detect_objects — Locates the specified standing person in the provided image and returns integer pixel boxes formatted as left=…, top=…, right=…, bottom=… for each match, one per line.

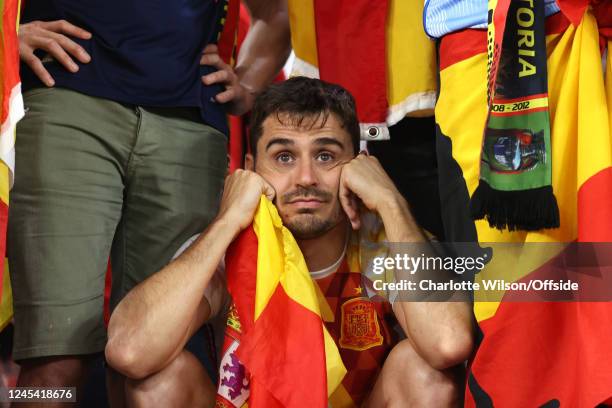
left=8, top=0, right=290, bottom=403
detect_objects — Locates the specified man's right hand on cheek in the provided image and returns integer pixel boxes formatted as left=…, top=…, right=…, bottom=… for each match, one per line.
left=216, top=169, right=276, bottom=235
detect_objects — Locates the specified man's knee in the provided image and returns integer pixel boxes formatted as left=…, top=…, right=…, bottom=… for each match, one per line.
left=373, top=339, right=463, bottom=407
left=125, top=350, right=216, bottom=408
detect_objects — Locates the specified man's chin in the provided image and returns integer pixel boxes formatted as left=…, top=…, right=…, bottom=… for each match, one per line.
left=283, top=213, right=335, bottom=240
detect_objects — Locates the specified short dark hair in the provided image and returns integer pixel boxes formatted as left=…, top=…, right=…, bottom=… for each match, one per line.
left=249, top=77, right=360, bottom=156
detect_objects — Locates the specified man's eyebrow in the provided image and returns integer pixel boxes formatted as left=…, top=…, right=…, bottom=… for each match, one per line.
left=314, top=137, right=344, bottom=149
left=265, top=137, right=295, bottom=151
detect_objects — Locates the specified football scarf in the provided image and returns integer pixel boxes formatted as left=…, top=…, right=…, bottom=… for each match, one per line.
left=470, top=0, right=560, bottom=231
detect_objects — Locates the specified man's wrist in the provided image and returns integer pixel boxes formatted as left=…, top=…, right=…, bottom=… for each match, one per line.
left=376, top=189, right=408, bottom=217
left=211, top=213, right=243, bottom=243
left=377, top=191, right=424, bottom=242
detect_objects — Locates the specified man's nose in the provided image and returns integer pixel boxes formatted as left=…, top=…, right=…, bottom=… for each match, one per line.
left=295, top=158, right=318, bottom=187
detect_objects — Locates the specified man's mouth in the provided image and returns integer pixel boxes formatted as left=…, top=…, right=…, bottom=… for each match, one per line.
left=281, top=186, right=333, bottom=209
left=288, top=198, right=325, bottom=209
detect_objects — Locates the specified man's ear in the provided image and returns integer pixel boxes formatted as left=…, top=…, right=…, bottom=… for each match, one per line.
left=245, top=153, right=255, bottom=171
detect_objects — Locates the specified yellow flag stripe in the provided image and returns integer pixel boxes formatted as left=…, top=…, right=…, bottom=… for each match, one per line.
left=386, top=0, right=437, bottom=111
left=252, top=197, right=285, bottom=319
left=288, top=0, right=318, bottom=68
left=0, top=259, right=12, bottom=331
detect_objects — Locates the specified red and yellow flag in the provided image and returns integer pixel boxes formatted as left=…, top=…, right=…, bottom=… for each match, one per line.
left=288, top=0, right=437, bottom=140
left=0, top=0, right=23, bottom=331
left=436, top=8, right=612, bottom=406
left=216, top=196, right=345, bottom=408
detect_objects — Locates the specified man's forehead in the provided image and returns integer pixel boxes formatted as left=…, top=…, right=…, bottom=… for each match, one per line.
left=260, top=112, right=348, bottom=143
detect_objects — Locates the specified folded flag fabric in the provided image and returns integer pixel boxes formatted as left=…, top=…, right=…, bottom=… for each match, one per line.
left=0, top=0, right=23, bottom=330
left=216, top=196, right=346, bottom=408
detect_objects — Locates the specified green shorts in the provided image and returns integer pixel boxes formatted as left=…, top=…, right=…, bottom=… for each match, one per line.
left=8, top=87, right=228, bottom=361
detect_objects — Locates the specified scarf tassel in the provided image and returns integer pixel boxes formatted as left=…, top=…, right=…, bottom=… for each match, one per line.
left=470, top=181, right=560, bottom=231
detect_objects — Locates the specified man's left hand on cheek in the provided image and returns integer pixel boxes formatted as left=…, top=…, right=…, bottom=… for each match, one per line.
left=339, top=153, right=404, bottom=230
left=200, top=43, right=254, bottom=116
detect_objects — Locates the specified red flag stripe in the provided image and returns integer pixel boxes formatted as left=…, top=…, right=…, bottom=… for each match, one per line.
left=438, top=30, right=487, bottom=71
left=217, top=0, right=240, bottom=65
left=557, top=0, right=589, bottom=27
left=439, top=13, right=571, bottom=73
left=238, top=285, right=327, bottom=408
left=472, top=302, right=612, bottom=406
left=313, top=0, right=389, bottom=125
left=225, top=225, right=258, bottom=335
left=1, top=0, right=20, bottom=124
left=578, top=167, right=612, bottom=242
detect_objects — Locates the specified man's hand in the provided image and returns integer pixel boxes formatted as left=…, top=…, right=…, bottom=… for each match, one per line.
left=217, top=169, right=276, bottom=234
left=203, top=0, right=291, bottom=116
left=19, top=20, right=92, bottom=87
left=201, top=44, right=254, bottom=116
left=339, top=153, right=405, bottom=230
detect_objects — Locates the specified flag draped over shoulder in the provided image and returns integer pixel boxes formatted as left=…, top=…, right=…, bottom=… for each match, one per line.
left=435, top=5, right=612, bottom=406
left=216, top=196, right=346, bottom=408
left=0, top=0, right=23, bottom=331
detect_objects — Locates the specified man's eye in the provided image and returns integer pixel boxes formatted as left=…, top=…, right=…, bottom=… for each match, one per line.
left=276, top=153, right=294, bottom=163
left=317, top=152, right=334, bottom=162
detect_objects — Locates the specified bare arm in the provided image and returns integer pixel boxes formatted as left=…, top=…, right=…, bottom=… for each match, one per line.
left=339, top=154, right=474, bottom=370
left=105, top=219, right=234, bottom=379
left=379, top=196, right=474, bottom=370
left=235, top=0, right=291, bottom=106
left=105, top=170, right=275, bottom=379
left=201, top=0, right=291, bottom=115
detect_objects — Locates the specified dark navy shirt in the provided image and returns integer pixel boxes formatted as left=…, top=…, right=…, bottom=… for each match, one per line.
left=21, top=0, right=229, bottom=134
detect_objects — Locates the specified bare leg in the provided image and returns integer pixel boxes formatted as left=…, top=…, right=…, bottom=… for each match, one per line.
left=106, top=366, right=127, bottom=408
left=13, top=355, right=96, bottom=408
left=123, top=350, right=216, bottom=408
left=365, top=339, right=464, bottom=408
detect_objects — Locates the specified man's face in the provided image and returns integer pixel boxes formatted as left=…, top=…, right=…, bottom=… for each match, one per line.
left=247, top=113, right=355, bottom=239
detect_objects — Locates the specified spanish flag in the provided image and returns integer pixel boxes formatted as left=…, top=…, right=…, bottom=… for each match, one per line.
left=287, top=0, right=437, bottom=140
left=0, top=0, right=23, bottom=331
left=435, top=7, right=612, bottom=406
left=216, top=196, right=346, bottom=408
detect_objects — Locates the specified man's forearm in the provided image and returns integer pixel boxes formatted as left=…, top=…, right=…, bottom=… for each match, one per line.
left=106, top=217, right=239, bottom=379
left=236, top=0, right=291, bottom=100
left=378, top=193, right=474, bottom=370
left=377, top=193, right=426, bottom=243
